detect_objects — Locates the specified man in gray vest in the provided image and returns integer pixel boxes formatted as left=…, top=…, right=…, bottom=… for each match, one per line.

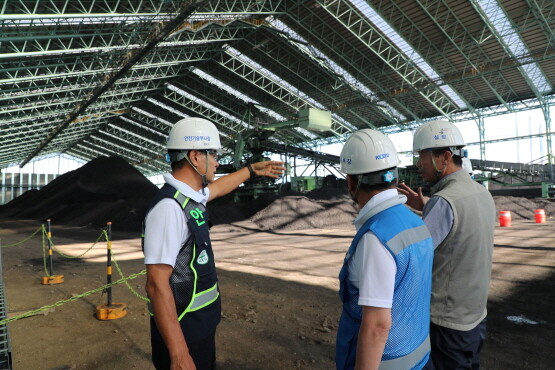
left=398, top=120, right=496, bottom=369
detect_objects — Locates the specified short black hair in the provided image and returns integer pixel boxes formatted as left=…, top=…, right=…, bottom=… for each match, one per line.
left=349, top=167, right=399, bottom=193
left=431, top=148, right=463, bottom=167
left=358, top=179, right=398, bottom=193
left=168, top=150, right=189, bottom=171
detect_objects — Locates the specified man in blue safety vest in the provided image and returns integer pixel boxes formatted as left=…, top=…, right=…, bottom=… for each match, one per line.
left=143, top=117, right=284, bottom=370
left=336, top=129, right=434, bottom=370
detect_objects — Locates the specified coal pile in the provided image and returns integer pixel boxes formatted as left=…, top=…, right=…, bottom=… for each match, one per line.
left=0, top=156, right=158, bottom=233
left=493, top=196, right=555, bottom=220
left=5, top=157, right=552, bottom=234
left=250, top=187, right=357, bottom=231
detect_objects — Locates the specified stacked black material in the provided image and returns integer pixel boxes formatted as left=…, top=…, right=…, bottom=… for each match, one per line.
left=0, top=156, right=158, bottom=233
left=3, top=156, right=553, bottom=233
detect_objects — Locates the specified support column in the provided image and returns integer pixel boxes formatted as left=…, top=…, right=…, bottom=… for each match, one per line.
left=1, top=172, right=5, bottom=205
left=542, top=103, right=553, bottom=164
left=475, top=115, right=486, bottom=161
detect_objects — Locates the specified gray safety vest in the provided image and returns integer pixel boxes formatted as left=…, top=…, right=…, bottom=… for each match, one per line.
left=430, top=170, right=496, bottom=331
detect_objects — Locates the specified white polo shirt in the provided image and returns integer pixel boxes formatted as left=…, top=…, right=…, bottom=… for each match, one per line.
left=143, top=173, right=209, bottom=267
left=348, top=189, right=399, bottom=309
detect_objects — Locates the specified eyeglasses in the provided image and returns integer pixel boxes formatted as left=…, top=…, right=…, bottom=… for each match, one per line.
left=203, top=149, right=219, bottom=160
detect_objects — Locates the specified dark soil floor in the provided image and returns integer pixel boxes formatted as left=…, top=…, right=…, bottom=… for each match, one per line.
left=0, top=219, right=553, bottom=369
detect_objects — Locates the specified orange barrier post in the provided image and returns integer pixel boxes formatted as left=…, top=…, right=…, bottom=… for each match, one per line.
left=534, top=209, right=546, bottom=224
left=41, top=219, right=64, bottom=285
left=499, top=211, right=511, bottom=227
left=95, top=222, right=127, bottom=320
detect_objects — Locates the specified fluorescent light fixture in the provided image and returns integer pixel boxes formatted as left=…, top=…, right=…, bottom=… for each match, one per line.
left=167, top=83, right=247, bottom=131
left=192, top=67, right=287, bottom=122
left=131, top=106, right=174, bottom=127
left=147, top=97, right=189, bottom=118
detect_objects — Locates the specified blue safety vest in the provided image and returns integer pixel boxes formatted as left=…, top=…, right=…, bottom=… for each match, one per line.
left=143, top=184, right=221, bottom=343
left=336, top=203, right=433, bottom=370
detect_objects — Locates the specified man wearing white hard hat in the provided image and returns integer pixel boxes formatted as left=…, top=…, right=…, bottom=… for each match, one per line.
left=398, top=120, right=496, bottom=369
left=143, top=117, right=285, bottom=370
left=336, top=129, right=434, bottom=370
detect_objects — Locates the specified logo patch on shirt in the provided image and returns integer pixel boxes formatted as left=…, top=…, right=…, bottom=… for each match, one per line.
left=197, top=250, right=209, bottom=265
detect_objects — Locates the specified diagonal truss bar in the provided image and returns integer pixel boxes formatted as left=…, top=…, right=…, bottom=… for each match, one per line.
left=19, top=0, right=205, bottom=167
left=318, top=0, right=458, bottom=117
left=284, top=4, right=422, bottom=122
left=218, top=48, right=353, bottom=140
left=471, top=0, right=552, bottom=100
left=408, top=0, right=515, bottom=108
left=267, top=17, right=405, bottom=125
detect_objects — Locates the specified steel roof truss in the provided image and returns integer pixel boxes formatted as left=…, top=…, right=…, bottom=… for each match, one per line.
left=320, top=0, right=458, bottom=117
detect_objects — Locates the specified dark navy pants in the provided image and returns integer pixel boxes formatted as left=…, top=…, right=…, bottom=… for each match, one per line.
left=424, top=319, right=487, bottom=370
left=151, top=318, right=216, bottom=370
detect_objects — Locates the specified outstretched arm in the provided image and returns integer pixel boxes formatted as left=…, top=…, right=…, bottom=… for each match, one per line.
left=397, top=183, right=428, bottom=212
left=207, top=161, right=285, bottom=201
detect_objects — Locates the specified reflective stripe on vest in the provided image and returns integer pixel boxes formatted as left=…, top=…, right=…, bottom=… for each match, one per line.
left=178, top=282, right=219, bottom=320
left=379, top=334, right=430, bottom=370
left=386, top=224, right=431, bottom=255
left=173, top=189, right=190, bottom=209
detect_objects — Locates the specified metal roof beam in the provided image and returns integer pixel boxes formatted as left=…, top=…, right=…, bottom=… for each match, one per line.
left=1, top=0, right=171, bottom=17
left=408, top=0, right=514, bottom=109
left=524, top=0, right=555, bottom=47
left=266, top=17, right=405, bottom=126
left=103, top=123, right=165, bottom=151
left=0, top=47, right=214, bottom=88
left=72, top=142, right=161, bottom=173
left=227, top=46, right=357, bottom=134
left=318, top=0, right=457, bottom=117
left=1, top=93, right=146, bottom=126
left=19, top=0, right=204, bottom=167
left=95, top=130, right=161, bottom=156
left=471, top=0, right=552, bottom=99
left=117, top=115, right=169, bottom=139
left=188, top=66, right=322, bottom=144
left=240, top=35, right=375, bottom=132
left=163, top=85, right=246, bottom=137
left=130, top=107, right=174, bottom=131
left=284, top=4, right=423, bottom=122
left=2, top=82, right=160, bottom=117
left=218, top=48, right=351, bottom=141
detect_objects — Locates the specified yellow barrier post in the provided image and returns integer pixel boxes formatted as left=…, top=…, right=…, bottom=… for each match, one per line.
left=41, top=219, right=64, bottom=285
left=95, top=222, right=127, bottom=320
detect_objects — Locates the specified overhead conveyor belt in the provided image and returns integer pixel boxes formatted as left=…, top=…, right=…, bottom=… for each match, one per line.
left=470, top=159, right=554, bottom=178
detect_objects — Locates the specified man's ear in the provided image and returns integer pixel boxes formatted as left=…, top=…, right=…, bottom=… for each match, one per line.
left=188, top=150, right=200, bottom=167
left=443, top=150, right=453, bottom=163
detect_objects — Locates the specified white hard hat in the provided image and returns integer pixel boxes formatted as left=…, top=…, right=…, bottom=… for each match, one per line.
left=413, top=120, right=465, bottom=153
left=166, top=117, right=222, bottom=151
left=340, top=129, right=400, bottom=175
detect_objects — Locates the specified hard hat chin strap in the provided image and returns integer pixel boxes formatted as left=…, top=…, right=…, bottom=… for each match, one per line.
left=182, top=151, right=210, bottom=195
left=350, top=175, right=363, bottom=202
left=430, top=150, right=446, bottom=184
